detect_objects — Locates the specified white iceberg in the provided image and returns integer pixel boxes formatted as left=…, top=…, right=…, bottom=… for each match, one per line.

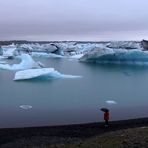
left=14, top=68, right=82, bottom=81
left=68, top=53, right=84, bottom=59
left=0, top=54, right=39, bottom=70
left=106, top=100, right=117, bottom=105
left=1, top=43, right=17, bottom=58
left=19, top=105, right=32, bottom=110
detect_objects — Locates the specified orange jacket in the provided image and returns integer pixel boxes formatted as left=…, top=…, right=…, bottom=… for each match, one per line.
left=104, top=112, right=109, bottom=120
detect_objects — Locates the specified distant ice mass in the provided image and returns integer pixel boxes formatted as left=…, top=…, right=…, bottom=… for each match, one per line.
left=106, top=41, right=140, bottom=49
left=0, top=54, right=39, bottom=70
left=14, top=68, right=82, bottom=81
left=1, top=41, right=147, bottom=66
left=19, top=105, right=32, bottom=110
left=106, top=100, right=117, bottom=105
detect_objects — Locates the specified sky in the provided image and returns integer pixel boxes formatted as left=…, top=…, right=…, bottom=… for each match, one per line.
left=0, top=0, right=148, bottom=41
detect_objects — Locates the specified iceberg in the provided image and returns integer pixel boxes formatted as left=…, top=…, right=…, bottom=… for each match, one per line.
left=80, top=47, right=148, bottom=65
left=0, top=56, right=7, bottom=64
left=1, top=43, right=17, bottom=58
left=31, top=52, right=63, bottom=58
left=0, top=54, right=39, bottom=70
left=19, top=105, right=32, bottom=110
left=106, top=100, right=117, bottom=105
left=14, top=68, right=82, bottom=81
left=68, top=53, right=84, bottom=59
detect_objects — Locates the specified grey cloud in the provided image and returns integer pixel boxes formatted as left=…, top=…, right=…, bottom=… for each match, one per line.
left=0, top=0, right=148, bottom=40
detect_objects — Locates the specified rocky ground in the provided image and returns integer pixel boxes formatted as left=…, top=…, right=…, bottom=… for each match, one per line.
left=0, top=118, right=148, bottom=147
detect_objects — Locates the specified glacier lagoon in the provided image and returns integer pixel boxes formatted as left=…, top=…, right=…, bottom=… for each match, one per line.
left=0, top=57, right=148, bottom=128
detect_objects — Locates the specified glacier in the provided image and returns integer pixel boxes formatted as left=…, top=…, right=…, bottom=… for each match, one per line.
left=0, top=54, right=39, bottom=70
left=14, top=68, right=82, bottom=81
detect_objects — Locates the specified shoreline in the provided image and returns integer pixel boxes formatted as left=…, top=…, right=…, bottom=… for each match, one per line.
left=0, top=117, right=148, bottom=146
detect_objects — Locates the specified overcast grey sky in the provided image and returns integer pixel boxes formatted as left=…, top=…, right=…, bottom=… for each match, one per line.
left=0, top=0, right=148, bottom=41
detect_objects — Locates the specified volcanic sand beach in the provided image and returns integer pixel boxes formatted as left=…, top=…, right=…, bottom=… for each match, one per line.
left=0, top=117, right=148, bottom=147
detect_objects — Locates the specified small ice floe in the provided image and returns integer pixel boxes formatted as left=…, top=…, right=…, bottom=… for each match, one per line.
left=106, top=100, right=117, bottom=105
left=19, top=105, right=32, bottom=110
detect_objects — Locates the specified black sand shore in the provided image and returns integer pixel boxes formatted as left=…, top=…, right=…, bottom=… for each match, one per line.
left=0, top=117, right=148, bottom=147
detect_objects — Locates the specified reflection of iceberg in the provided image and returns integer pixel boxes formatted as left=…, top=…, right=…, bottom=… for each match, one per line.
left=14, top=68, right=82, bottom=81
left=80, top=48, right=148, bottom=65
left=0, top=54, right=38, bottom=70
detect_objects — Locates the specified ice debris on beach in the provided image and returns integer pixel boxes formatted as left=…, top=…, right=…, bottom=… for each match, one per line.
left=106, top=100, right=117, bottom=105
left=19, top=105, right=32, bottom=110
left=0, top=54, right=39, bottom=70
left=14, top=68, right=82, bottom=81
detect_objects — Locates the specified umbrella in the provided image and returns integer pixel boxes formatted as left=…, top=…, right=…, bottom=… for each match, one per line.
left=100, top=107, right=109, bottom=112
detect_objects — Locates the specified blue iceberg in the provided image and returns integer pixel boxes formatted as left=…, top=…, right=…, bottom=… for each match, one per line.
left=80, top=48, right=148, bottom=65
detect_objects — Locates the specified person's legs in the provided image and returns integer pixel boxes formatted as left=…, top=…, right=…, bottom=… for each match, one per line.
left=105, top=119, right=109, bottom=126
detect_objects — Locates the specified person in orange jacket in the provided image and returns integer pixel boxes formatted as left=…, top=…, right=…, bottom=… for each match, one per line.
left=104, top=111, right=109, bottom=126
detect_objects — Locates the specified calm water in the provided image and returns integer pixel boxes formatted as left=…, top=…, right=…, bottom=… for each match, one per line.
left=0, top=58, right=148, bottom=128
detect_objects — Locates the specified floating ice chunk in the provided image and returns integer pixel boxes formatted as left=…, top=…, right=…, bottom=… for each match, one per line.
left=47, top=70, right=82, bottom=79
left=2, top=43, right=17, bottom=58
left=31, top=52, right=63, bottom=58
left=14, top=68, right=82, bottom=81
left=19, top=105, right=32, bottom=110
left=0, top=54, right=39, bottom=70
left=68, top=53, right=84, bottom=59
left=80, top=48, right=148, bottom=65
left=14, top=68, right=54, bottom=80
left=106, top=100, right=117, bottom=105
left=0, top=61, right=7, bottom=64
left=37, top=61, right=45, bottom=68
